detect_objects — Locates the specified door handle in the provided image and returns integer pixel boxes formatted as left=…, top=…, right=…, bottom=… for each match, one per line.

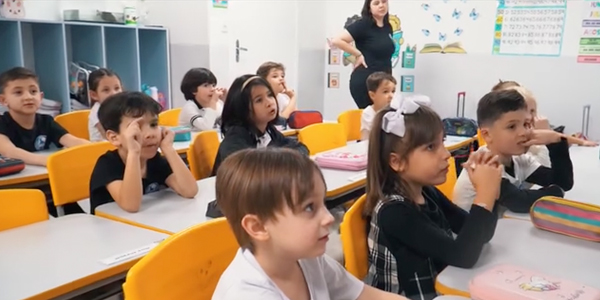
left=235, top=39, right=248, bottom=62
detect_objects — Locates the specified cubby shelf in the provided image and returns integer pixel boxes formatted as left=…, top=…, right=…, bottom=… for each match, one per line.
left=0, top=19, right=171, bottom=113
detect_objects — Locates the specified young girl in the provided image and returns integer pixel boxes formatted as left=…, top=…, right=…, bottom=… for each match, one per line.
left=178, top=68, right=227, bottom=131
left=364, top=97, right=503, bottom=300
left=213, top=147, right=407, bottom=300
left=88, top=68, right=122, bottom=142
left=211, top=74, right=308, bottom=175
left=256, top=61, right=297, bottom=119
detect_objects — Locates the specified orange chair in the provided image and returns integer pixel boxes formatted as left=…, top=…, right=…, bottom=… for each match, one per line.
left=298, top=123, right=347, bottom=155
left=436, top=157, right=458, bottom=201
left=123, top=218, right=238, bottom=300
left=47, top=141, right=115, bottom=214
left=340, top=195, right=368, bottom=279
left=477, top=129, right=486, bottom=147
left=187, top=130, right=220, bottom=180
left=159, top=108, right=182, bottom=126
left=54, top=110, right=91, bottom=140
left=337, top=109, right=363, bottom=141
left=0, top=189, right=48, bottom=231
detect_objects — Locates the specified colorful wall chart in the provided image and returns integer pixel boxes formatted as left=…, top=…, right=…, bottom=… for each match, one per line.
left=577, top=0, right=600, bottom=63
left=492, top=0, right=566, bottom=56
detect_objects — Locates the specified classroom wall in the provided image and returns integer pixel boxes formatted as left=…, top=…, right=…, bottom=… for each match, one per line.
left=323, top=0, right=600, bottom=139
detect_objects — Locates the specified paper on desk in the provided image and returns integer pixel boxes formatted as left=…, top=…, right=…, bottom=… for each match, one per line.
left=348, top=171, right=366, bottom=182
left=100, top=239, right=164, bottom=266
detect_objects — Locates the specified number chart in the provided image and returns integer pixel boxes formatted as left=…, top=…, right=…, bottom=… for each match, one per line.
left=492, top=0, right=566, bottom=56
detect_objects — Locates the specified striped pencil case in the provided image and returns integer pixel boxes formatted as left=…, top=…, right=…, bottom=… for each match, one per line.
left=530, top=196, right=600, bottom=242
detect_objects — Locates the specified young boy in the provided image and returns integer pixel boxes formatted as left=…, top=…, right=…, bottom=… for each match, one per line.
left=453, top=89, right=574, bottom=213
left=0, top=67, right=89, bottom=166
left=213, top=148, right=406, bottom=300
left=256, top=62, right=297, bottom=119
left=178, top=67, right=227, bottom=131
left=361, top=72, right=397, bottom=140
left=89, top=91, right=198, bottom=214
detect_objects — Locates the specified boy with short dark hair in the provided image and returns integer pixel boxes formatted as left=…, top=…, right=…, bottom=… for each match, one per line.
left=453, top=89, right=573, bottom=213
left=0, top=67, right=89, bottom=166
left=256, top=61, right=297, bottom=119
left=89, top=91, right=198, bottom=214
left=212, top=147, right=406, bottom=300
left=361, top=71, right=397, bottom=140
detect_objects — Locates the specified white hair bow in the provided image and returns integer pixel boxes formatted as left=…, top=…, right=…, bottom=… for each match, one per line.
left=382, top=94, right=431, bottom=137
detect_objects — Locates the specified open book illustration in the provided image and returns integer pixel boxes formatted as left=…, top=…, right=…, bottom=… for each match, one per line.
left=419, top=42, right=466, bottom=54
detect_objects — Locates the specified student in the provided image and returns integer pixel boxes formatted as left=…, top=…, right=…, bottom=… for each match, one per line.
left=361, top=71, right=396, bottom=140
left=363, top=96, right=501, bottom=300
left=211, top=74, right=308, bottom=175
left=490, top=79, right=520, bottom=92
left=213, top=147, right=408, bottom=300
left=178, top=68, right=227, bottom=131
left=88, top=68, right=123, bottom=142
left=256, top=62, right=297, bottom=119
left=453, top=89, right=574, bottom=213
left=0, top=67, right=89, bottom=166
left=89, top=91, right=198, bottom=214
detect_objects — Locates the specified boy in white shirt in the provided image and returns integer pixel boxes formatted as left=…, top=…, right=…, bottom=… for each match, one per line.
left=213, top=148, right=407, bottom=300
left=178, top=68, right=227, bottom=131
left=257, top=62, right=297, bottom=119
left=361, top=72, right=396, bottom=140
left=453, top=89, right=573, bottom=213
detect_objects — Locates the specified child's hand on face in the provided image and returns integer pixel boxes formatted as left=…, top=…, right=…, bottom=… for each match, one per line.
left=282, top=83, right=295, bottom=98
left=524, top=129, right=562, bottom=146
left=125, top=118, right=143, bottom=154
left=217, top=87, right=228, bottom=101
left=159, top=127, right=174, bottom=150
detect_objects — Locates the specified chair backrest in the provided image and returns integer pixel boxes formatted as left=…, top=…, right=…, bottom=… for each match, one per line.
left=298, top=123, right=347, bottom=155
left=436, top=156, right=458, bottom=200
left=340, top=194, right=368, bottom=279
left=54, top=110, right=91, bottom=140
left=0, top=189, right=48, bottom=231
left=123, top=218, right=239, bottom=300
left=187, top=130, right=220, bottom=180
left=337, top=109, right=363, bottom=141
left=477, top=129, right=486, bottom=147
left=47, top=141, right=115, bottom=206
left=159, top=108, right=182, bottom=126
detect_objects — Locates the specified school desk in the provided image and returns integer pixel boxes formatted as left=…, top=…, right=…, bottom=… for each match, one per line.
left=435, top=219, right=600, bottom=297
left=434, top=296, right=470, bottom=300
left=0, top=149, right=55, bottom=188
left=445, top=135, right=476, bottom=152
left=0, top=214, right=167, bottom=300
left=504, top=146, right=600, bottom=220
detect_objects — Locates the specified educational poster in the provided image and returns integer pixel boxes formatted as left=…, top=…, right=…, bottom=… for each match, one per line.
left=212, top=0, right=228, bottom=9
left=577, top=0, right=600, bottom=63
left=341, top=14, right=404, bottom=68
left=402, top=45, right=417, bottom=68
left=417, top=0, right=481, bottom=54
left=400, top=75, right=415, bottom=92
left=328, top=72, right=340, bottom=89
left=492, top=0, right=566, bottom=56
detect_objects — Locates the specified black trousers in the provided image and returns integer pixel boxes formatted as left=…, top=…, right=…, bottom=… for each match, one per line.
left=349, top=67, right=391, bottom=109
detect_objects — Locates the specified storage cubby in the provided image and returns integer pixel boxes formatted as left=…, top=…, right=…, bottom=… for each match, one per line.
left=0, top=19, right=171, bottom=112
left=65, top=24, right=105, bottom=67
left=138, top=28, right=170, bottom=106
left=0, top=20, right=23, bottom=72
left=20, top=21, right=69, bottom=113
left=104, top=26, right=140, bottom=92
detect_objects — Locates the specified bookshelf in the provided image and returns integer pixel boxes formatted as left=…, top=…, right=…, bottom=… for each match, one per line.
left=0, top=19, right=171, bottom=113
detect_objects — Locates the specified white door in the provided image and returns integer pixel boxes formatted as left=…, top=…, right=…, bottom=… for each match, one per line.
left=226, top=0, right=299, bottom=89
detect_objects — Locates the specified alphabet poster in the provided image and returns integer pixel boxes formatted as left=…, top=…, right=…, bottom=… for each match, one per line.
left=577, top=0, right=600, bottom=63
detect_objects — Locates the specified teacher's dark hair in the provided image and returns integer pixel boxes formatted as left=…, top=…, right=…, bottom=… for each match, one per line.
left=361, top=0, right=390, bottom=27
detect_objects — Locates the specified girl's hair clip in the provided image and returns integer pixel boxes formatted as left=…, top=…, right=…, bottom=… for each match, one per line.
left=381, top=95, right=431, bottom=137
left=241, top=76, right=261, bottom=90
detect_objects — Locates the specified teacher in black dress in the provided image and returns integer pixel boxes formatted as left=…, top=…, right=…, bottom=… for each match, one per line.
left=332, top=0, right=394, bottom=109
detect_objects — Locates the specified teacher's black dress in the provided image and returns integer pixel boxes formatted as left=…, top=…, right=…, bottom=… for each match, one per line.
left=346, top=18, right=395, bottom=109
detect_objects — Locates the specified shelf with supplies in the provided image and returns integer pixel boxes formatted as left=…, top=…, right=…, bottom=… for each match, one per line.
left=0, top=19, right=171, bottom=113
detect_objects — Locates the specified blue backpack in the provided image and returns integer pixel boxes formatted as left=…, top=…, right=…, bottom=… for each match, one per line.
left=444, top=91, right=478, bottom=137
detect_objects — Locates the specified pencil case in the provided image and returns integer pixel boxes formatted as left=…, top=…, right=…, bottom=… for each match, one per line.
left=314, top=151, right=367, bottom=171
left=0, top=156, right=25, bottom=177
left=530, top=196, right=600, bottom=242
left=167, top=126, right=192, bottom=142
left=469, top=264, right=600, bottom=300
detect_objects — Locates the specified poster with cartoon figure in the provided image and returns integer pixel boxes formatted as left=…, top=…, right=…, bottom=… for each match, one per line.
left=342, top=14, right=405, bottom=68
left=0, top=0, right=26, bottom=19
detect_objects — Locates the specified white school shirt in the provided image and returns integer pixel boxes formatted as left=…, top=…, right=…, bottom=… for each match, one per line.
left=360, top=105, right=376, bottom=133
left=452, top=145, right=541, bottom=211
left=178, top=100, right=224, bottom=131
left=212, top=248, right=364, bottom=300
left=277, top=93, right=291, bottom=114
left=88, top=102, right=104, bottom=142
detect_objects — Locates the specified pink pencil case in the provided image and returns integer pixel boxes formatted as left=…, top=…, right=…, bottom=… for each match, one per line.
left=314, top=152, right=367, bottom=171
left=469, top=264, right=600, bottom=300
